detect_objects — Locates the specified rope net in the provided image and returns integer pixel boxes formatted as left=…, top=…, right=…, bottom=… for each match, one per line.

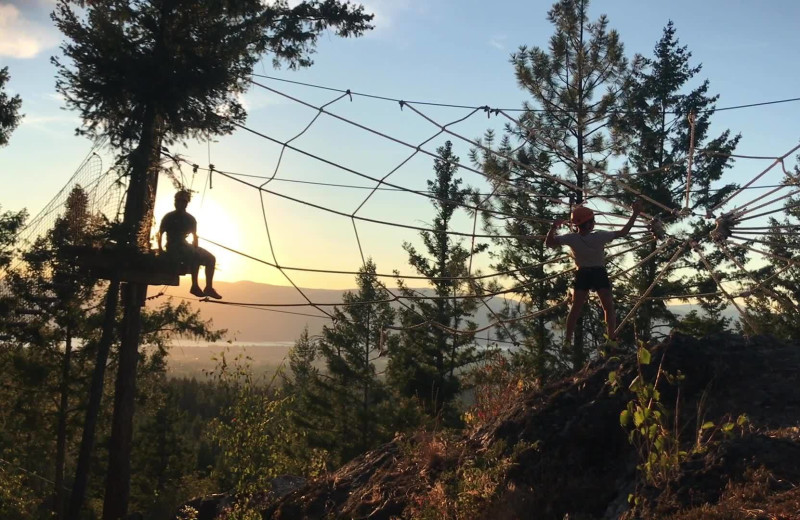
left=5, top=77, right=800, bottom=349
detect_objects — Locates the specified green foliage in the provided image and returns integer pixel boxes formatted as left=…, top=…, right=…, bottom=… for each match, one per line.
left=390, top=141, right=487, bottom=420
left=741, top=190, right=800, bottom=337
left=52, top=0, right=373, bottom=151
left=0, top=462, right=39, bottom=519
left=611, top=21, right=740, bottom=342
left=311, top=259, right=396, bottom=463
left=674, top=308, right=730, bottom=338
left=610, top=342, right=685, bottom=491
left=693, top=414, right=749, bottom=455
left=206, top=351, right=326, bottom=517
left=0, top=66, right=22, bottom=147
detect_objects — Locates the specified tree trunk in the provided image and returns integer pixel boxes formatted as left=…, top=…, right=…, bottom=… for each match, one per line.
left=68, top=280, right=120, bottom=518
left=54, top=326, right=73, bottom=520
left=103, top=106, right=163, bottom=520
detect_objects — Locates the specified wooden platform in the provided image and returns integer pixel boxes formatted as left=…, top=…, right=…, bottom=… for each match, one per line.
left=63, top=245, right=188, bottom=286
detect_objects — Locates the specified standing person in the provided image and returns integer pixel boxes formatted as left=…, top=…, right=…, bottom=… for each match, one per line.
left=545, top=200, right=643, bottom=347
left=157, top=190, right=222, bottom=299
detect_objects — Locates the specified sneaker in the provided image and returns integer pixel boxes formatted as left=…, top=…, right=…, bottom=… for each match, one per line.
left=204, top=287, right=222, bottom=299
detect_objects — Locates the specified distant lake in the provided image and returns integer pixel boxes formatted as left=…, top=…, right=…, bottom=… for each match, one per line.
left=170, top=341, right=295, bottom=349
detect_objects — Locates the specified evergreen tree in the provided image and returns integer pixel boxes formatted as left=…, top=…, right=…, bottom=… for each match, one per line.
left=3, top=186, right=105, bottom=519
left=506, top=0, right=634, bottom=366
left=388, top=141, right=484, bottom=419
left=612, top=22, right=740, bottom=341
left=314, top=260, right=396, bottom=464
left=51, top=2, right=373, bottom=517
left=0, top=66, right=22, bottom=147
left=471, top=125, right=569, bottom=377
left=741, top=166, right=800, bottom=338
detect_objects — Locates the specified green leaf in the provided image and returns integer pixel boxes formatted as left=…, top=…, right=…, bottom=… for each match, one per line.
left=701, top=421, right=715, bottom=430
left=722, top=422, right=735, bottom=432
left=638, top=347, right=652, bottom=366
left=737, top=414, right=749, bottom=426
left=634, top=409, right=645, bottom=427
left=620, top=409, right=631, bottom=427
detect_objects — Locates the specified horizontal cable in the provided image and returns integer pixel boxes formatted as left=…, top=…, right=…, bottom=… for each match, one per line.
left=251, top=73, right=800, bottom=115
left=200, top=235, right=651, bottom=310
left=200, top=235, right=577, bottom=282
left=214, top=168, right=547, bottom=240
left=247, top=81, right=637, bottom=219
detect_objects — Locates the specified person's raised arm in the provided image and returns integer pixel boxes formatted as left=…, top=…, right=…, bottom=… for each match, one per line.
left=614, top=200, right=643, bottom=239
left=545, top=219, right=565, bottom=248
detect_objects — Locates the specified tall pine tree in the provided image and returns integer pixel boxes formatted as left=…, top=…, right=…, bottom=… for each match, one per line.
left=0, top=66, right=22, bottom=147
left=314, top=260, right=395, bottom=465
left=493, top=0, right=634, bottom=366
left=388, top=141, right=484, bottom=420
left=51, top=2, right=373, bottom=516
left=612, top=21, right=740, bottom=341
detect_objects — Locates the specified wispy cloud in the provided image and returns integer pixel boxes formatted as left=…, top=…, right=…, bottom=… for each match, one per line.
left=0, top=3, right=59, bottom=59
left=21, top=114, right=76, bottom=126
left=361, top=0, right=428, bottom=34
left=489, top=35, right=507, bottom=51
left=238, top=90, right=282, bottom=112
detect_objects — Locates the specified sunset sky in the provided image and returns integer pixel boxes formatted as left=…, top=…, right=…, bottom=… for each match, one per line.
left=2, top=0, right=800, bottom=289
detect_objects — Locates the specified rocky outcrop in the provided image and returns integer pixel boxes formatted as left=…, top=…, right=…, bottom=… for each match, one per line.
left=187, top=332, right=800, bottom=519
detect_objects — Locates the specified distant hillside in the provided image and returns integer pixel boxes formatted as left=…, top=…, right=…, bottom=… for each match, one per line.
left=151, top=280, right=741, bottom=344
left=149, top=280, right=511, bottom=343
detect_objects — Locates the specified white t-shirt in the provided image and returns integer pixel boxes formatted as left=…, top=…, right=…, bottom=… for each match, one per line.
left=556, top=230, right=617, bottom=268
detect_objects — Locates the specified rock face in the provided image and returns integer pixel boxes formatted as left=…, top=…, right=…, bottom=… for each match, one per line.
left=196, top=333, right=800, bottom=519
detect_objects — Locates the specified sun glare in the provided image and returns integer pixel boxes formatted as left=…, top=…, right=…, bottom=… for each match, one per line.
left=192, top=197, right=244, bottom=283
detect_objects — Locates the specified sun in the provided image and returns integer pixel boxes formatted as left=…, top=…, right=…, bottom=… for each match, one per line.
left=191, top=197, right=245, bottom=283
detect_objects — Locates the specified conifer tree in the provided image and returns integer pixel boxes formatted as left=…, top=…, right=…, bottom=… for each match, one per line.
left=388, top=141, right=484, bottom=419
left=741, top=163, right=800, bottom=337
left=3, top=187, right=105, bottom=519
left=490, top=0, right=634, bottom=367
left=314, top=260, right=395, bottom=464
left=51, top=2, right=373, bottom=517
left=612, top=22, right=740, bottom=341
left=472, top=128, right=569, bottom=376
left=282, top=328, right=334, bottom=458
left=0, top=66, right=22, bottom=147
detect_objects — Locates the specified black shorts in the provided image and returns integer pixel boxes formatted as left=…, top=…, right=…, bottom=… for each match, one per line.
left=166, top=244, right=215, bottom=265
left=574, top=266, right=611, bottom=292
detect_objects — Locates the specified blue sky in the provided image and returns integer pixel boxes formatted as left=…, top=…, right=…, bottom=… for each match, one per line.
left=1, top=0, right=799, bottom=288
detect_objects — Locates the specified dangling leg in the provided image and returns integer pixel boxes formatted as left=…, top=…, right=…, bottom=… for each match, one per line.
left=566, top=289, right=590, bottom=345
left=188, top=250, right=204, bottom=297
left=597, top=288, right=616, bottom=340
left=198, top=248, right=221, bottom=299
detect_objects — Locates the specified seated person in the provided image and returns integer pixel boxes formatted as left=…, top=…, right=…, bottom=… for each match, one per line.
left=157, top=190, right=222, bottom=299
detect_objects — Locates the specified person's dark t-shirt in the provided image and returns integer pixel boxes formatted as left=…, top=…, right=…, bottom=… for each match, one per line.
left=159, top=210, right=196, bottom=251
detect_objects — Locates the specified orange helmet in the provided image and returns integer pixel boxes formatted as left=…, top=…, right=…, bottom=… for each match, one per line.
left=570, top=206, right=594, bottom=226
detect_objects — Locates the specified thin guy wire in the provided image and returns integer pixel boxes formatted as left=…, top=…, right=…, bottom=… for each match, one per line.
left=250, top=73, right=800, bottom=115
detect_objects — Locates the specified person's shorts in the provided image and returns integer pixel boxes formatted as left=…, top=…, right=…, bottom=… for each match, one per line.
left=573, top=266, right=611, bottom=292
left=166, top=244, right=215, bottom=265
